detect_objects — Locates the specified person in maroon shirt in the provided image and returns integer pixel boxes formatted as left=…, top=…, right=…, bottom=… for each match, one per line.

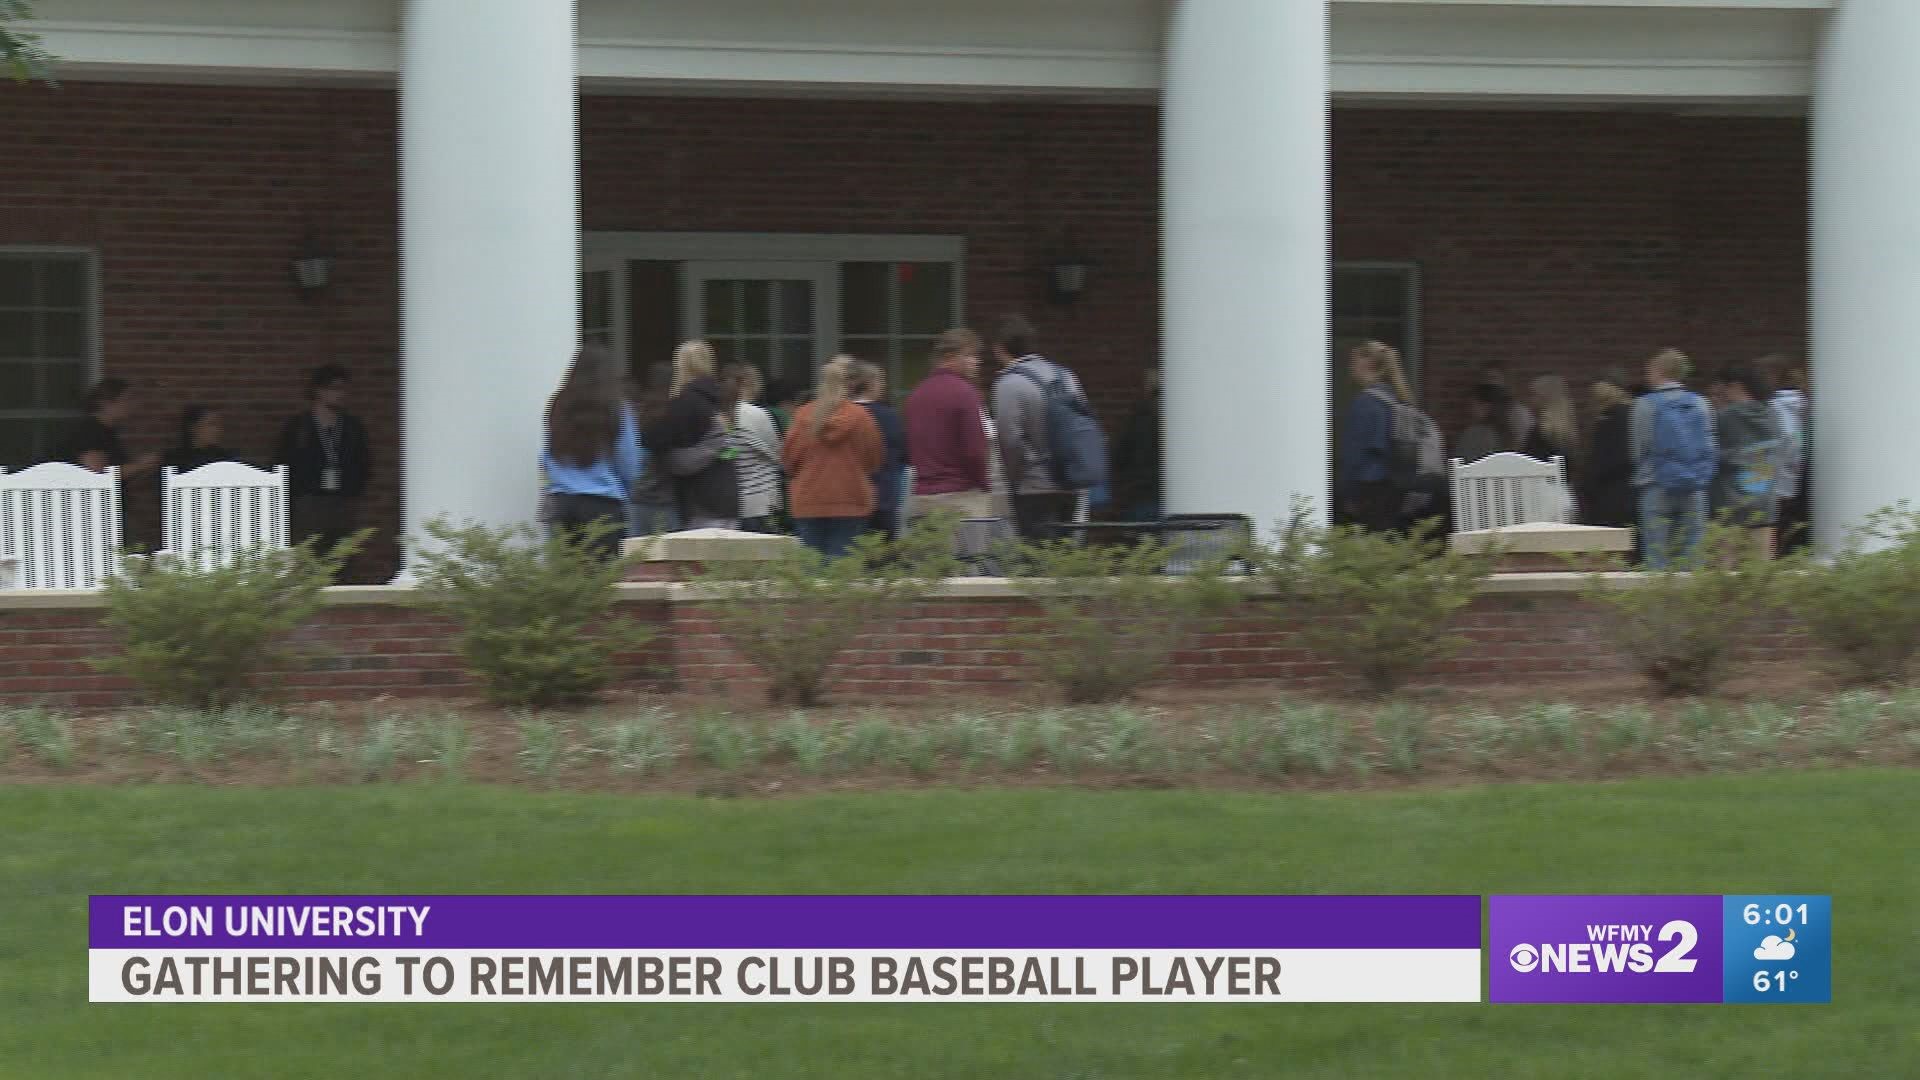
left=904, top=328, right=992, bottom=521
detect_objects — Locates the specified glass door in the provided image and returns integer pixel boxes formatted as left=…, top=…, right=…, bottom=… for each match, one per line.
left=681, top=261, right=838, bottom=388
left=581, top=254, right=629, bottom=357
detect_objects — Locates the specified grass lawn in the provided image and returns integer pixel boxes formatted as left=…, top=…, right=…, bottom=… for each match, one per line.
left=2, top=771, right=1914, bottom=1078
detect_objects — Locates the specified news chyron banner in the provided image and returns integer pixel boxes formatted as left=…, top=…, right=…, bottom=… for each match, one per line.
left=1489, top=894, right=1831, bottom=1004
left=91, top=895, right=1482, bottom=1003
left=88, top=894, right=1831, bottom=1004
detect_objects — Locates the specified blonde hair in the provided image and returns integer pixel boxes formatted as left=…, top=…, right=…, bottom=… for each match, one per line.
left=1354, top=341, right=1414, bottom=404
left=811, top=355, right=855, bottom=438
left=1648, top=348, right=1690, bottom=384
left=720, top=361, right=763, bottom=404
left=670, top=340, right=716, bottom=395
left=850, top=360, right=887, bottom=400
left=931, top=328, right=983, bottom=367
left=1590, top=377, right=1630, bottom=409
left=1531, top=374, right=1580, bottom=454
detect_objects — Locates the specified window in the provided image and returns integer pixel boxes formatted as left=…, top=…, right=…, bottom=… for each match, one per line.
left=839, top=261, right=958, bottom=398
left=684, top=263, right=832, bottom=385
left=1330, top=262, right=1422, bottom=510
left=0, top=250, right=98, bottom=469
left=1332, top=262, right=1422, bottom=403
left=581, top=234, right=965, bottom=402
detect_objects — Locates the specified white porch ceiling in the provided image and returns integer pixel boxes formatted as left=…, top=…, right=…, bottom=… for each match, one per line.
left=18, top=0, right=1826, bottom=106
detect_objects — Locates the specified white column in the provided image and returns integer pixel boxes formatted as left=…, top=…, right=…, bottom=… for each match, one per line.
left=1810, top=0, right=1920, bottom=550
left=399, top=0, right=579, bottom=561
left=1162, top=0, right=1329, bottom=533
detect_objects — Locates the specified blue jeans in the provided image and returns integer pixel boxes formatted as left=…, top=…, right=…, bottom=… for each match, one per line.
left=793, top=517, right=866, bottom=559
left=1639, top=486, right=1707, bottom=570
left=629, top=502, right=681, bottom=537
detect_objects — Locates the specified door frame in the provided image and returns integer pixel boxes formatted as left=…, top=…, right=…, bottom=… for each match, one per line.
left=679, top=259, right=840, bottom=381
left=584, top=232, right=964, bottom=266
left=581, top=232, right=968, bottom=392
left=581, top=251, right=631, bottom=356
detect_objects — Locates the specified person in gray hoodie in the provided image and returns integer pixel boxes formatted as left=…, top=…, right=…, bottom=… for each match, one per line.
left=1710, top=365, right=1784, bottom=561
left=988, top=314, right=1087, bottom=541
left=1759, top=354, right=1810, bottom=554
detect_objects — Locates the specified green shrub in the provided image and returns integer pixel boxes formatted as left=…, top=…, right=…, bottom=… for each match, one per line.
left=425, top=716, right=473, bottom=782
left=841, top=716, right=900, bottom=769
left=595, top=709, right=680, bottom=776
left=9, top=706, right=74, bottom=769
left=1258, top=512, right=1495, bottom=696
left=354, top=716, right=414, bottom=783
left=1595, top=705, right=1656, bottom=761
left=694, top=518, right=957, bottom=706
left=1776, top=506, right=1920, bottom=685
left=1273, top=702, right=1350, bottom=776
left=690, top=711, right=763, bottom=771
left=1734, top=702, right=1799, bottom=762
left=770, top=713, right=834, bottom=773
left=934, top=712, right=1000, bottom=772
left=1005, top=539, right=1237, bottom=704
left=1518, top=703, right=1584, bottom=758
left=1457, top=711, right=1516, bottom=769
left=1585, top=524, right=1784, bottom=696
left=1820, top=691, right=1886, bottom=756
left=1085, top=705, right=1178, bottom=775
left=412, top=519, right=654, bottom=708
left=515, top=714, right=578, bottom=780
left=95, top=537, right=359, bottom=709
left=1670, top=701, right=1737, bottom=770
left=1372, top=702, right=1431, bottom=774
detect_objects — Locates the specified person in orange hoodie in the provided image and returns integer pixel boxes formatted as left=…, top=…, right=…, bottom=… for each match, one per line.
left=782, top=356, right=885, bottom=558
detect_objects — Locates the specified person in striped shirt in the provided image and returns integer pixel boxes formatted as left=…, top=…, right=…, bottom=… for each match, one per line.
left=722, top=362, right=784, bottom=533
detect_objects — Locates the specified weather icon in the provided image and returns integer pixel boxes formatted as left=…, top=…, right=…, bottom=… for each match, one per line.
left=1754, top=930, right=1798, bottom=961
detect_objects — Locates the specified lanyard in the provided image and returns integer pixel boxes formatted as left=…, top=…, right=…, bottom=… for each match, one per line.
left=316, top=417, right=342, bottom=467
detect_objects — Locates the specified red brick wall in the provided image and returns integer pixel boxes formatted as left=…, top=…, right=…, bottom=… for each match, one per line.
left=0, top=592, right=1811, bottom=709
left=1333, top=110, right=1809, bottom=431
left=578, top=96, right=1159, bottom=414
left=0, top=83, right=400, bottom=575
left=0, top=83, right=1808, bottom=571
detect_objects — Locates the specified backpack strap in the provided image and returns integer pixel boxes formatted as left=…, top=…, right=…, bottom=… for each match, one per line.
left=1010, top=365, right=1049, bottom=395
left=1013, top=360, right=1087, bottom=399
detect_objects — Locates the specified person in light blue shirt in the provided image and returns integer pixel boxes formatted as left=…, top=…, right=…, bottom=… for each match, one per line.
left=542, top=345, right=645, bottom=560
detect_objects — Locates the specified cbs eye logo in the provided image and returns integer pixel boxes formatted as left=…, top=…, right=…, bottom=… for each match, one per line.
left=1509, top=944, right=1540, bottom=973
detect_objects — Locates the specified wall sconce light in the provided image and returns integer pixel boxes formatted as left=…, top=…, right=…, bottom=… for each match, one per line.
left=291, top=231, right=334, bottom=292
left=1047, top=257, right=1090, bottom=305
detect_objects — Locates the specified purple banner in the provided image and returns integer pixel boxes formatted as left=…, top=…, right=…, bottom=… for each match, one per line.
left=90, top=895, right=1481, bottom=950
left=1489, top=895, right=1724, bottom=1004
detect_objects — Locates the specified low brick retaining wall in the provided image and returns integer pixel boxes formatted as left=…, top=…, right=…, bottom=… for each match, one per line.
left=0, top=576, right=1813, bottom=709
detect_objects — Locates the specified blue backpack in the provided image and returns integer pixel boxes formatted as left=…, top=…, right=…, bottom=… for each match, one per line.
left=1014, top=364, right=1109, bottom=492
left=1649, top=390, right=1715, bottom=494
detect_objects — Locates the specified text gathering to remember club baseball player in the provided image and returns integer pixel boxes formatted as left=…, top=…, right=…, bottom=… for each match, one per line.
left=88, top=894, right=1829, bottom=1004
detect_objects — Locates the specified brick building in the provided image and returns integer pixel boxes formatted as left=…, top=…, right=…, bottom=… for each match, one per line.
left=2, top=0, right=1905, bottom=580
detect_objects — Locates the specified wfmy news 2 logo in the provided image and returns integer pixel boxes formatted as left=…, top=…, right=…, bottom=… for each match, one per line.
left=1490, top=895, right=1831, bottom=1004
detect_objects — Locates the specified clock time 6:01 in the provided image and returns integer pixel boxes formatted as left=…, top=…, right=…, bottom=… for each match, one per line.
left=1743, top=903, right=1810, bottom=926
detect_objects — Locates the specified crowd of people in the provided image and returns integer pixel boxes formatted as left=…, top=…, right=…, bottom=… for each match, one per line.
left=1341, top=342, right=1810, bottom=567
left=55, top=364, right=375, bottom=564
left=52, top=319, right=1806, bottom=576
left=541, top=314, right=1141, bottom=560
